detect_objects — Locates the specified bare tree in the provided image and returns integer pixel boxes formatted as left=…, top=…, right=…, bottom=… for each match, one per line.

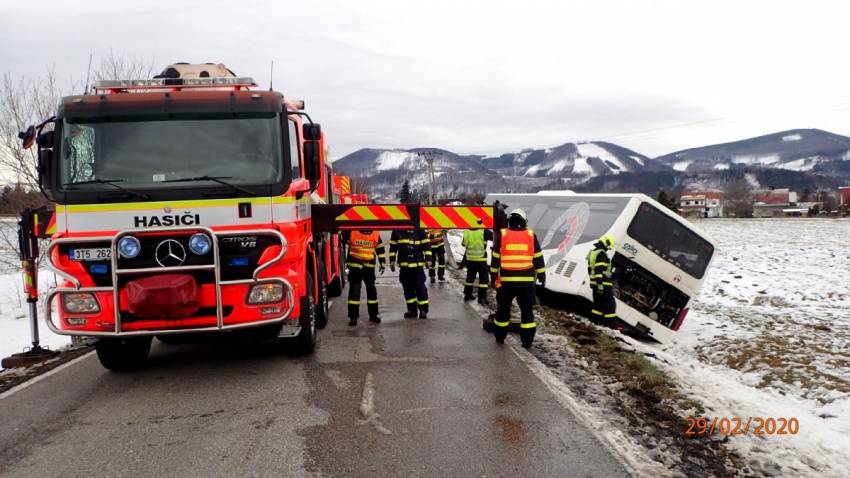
left=91, top=49, right=156, bottom=86
left=724, top=179, right=753, bottom=218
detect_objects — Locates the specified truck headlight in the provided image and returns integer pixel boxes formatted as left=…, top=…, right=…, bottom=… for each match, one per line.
left=62, top=292, right=100, bottom=313
left=188, top=233, right=212, bottom=255
left=247, top=283, right=284, bottom=304
left=118, top=236, right=141, bottom=258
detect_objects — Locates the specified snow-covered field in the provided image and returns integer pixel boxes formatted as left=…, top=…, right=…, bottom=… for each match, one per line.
left=638, top=218, right=850, bottom=475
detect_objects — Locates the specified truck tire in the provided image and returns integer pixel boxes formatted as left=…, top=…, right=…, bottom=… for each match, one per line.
left=316, top=264, right=330, bottom=330
left=95, top=337, right=152, bottom=371
left=282, top=271, right=317, bottom=355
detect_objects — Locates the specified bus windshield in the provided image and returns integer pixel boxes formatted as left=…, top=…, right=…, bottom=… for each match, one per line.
left=627, top=202, right=714, bottom=278
left=60, top=113, right=283, bottom=191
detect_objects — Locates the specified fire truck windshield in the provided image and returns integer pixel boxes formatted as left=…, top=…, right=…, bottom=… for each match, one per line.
left=59, top=112, right=284, bottom=198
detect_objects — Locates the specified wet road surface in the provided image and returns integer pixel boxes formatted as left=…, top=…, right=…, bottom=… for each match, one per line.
left=0, top=276, right=628, bottom=477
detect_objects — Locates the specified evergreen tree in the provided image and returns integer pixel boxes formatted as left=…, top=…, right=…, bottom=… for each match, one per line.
left=655, top=190, right=678, bottom=213
left=399, top=180, right=412, bottom=203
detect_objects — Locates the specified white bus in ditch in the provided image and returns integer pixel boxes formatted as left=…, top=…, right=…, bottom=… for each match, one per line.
left=486, top=191, right=717, bottom=343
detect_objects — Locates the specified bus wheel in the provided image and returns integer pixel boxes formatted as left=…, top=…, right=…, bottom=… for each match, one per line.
left=282, top=271, right=317, bottom=355
left=316, top=267, right=330, bottom=330
left=95, top=337, right=152, bottom=371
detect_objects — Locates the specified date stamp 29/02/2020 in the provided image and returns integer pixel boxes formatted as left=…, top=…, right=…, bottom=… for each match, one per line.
left=685, top=416, right=800, bottom=436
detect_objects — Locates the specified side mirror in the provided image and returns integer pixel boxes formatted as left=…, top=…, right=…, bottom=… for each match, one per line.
left=303, top=141, right=322, bottom=190
left=18, top=125, right=36, bottom=149
left=303, top=123, right=322, bottom=141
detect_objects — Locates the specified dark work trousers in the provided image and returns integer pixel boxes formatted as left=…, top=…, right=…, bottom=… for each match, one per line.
left=428, top=248, right=446, bottom=280
left=399, top=267, right=429, bottom=313
left=463, top=261, right=489, bottom=300
left=348, top=266, right=379, bottom=319
left=591, top=288, right=617, bottom=326
left=493, top=287, right=536, bottom=345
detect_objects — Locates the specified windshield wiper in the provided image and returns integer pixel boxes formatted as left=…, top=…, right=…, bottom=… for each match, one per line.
left=63, top=179, right=150, bottom=200
left=162, top=176, right=254, bottom=195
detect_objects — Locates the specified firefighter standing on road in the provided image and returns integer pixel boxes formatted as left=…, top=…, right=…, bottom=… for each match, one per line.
left=461, top=219, right=493, bottom=304
left=490, top=209, right=545, bottom=348
left=587, top=234, right=617, bottom=326
left=427, top=229, right=446, bottom=283
left=346, top=230, right=386, bottom=326
left=389, top=229, right=431, bottom=319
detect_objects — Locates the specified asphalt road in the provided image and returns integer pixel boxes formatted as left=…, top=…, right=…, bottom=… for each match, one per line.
left=0, top=276, right=628, bottom=478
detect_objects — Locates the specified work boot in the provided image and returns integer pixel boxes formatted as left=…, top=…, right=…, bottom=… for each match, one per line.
left=419, top=311, right=428, bottom=319
left=404, top=311, right=417, bottom=319
left=495, top=335, right=505, bottom=344
left=348, top=317, right=358, bottom=326
left=463, top=295, right=474, bottom=302
left=369, top=315, right=382, bottom=324
left=521, top=341, right=533, bottom=349
left=430, top=276, right=436, bottom=284
left=438, top=275, right=445, bottom=282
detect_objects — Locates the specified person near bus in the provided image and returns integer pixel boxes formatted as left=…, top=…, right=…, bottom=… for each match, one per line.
left=490, top=208, right=545, bottom=347
left=389, top=228, right=431, bottom=319
left=587, top=234, right=617, bottom=326
left=461, top=219, right=493, bottom=304
left=345, top=230, right=386, bottom=326
left=427, top=229, right=446, bottom=283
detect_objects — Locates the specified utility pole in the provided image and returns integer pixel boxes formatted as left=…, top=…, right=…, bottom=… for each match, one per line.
left=417, top=151, right=437, bottom=204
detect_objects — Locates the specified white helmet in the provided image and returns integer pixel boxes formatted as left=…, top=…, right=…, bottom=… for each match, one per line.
left=509, top=208, right=527, bottom=221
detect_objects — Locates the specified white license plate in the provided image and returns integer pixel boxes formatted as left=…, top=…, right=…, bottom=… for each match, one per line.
left=70, top=247, right=112, bottom=261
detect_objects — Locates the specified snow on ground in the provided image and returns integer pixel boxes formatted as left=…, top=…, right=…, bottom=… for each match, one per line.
left=0, top=271, right=70, bottom=367
left=744, top=173, right=760, bottom=188
left=630, top=155, right=645, bottom=166
left=624, top=219, right=850, bottom=476
left=733, top=154, right=781, bottom=166
left=576, top=143, right=625, bottom=174
left=713, top=163, right=730, bottom=170
left=777, top=156, right=820, bottom=172
left=374, top=150, right=413, bottom=171
left=572, top=156, right=593, bottom=175
left=547, top=158, right=571, bottom=174
left=672, top=160, right=692, bottom=172
left=782, top=133, right=803, bottom=142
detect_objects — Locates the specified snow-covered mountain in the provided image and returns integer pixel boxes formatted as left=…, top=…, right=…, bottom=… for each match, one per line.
left=655, top=129, right=850, bottom=174
left=480, top=141, right=663, bottom=178
left=333, top=141, right=665, bottom=199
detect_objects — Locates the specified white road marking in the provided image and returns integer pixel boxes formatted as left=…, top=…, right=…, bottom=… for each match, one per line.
left=0, top=350, right=95, bottom=401
left=358, top=372, right=392, bottom=435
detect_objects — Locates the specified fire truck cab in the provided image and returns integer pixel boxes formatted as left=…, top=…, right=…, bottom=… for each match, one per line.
left=33, top=63, right=341, bottom=369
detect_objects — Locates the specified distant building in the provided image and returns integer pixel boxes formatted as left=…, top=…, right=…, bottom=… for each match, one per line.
left=751, top=188, right=795, bottom=217
left=680, top=191, right=724, bottom=218
left=840, top=187, right=850, bottom=206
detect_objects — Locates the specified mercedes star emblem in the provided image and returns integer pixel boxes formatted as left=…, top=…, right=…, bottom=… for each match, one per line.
left=155, top=239, right=187, bottom=267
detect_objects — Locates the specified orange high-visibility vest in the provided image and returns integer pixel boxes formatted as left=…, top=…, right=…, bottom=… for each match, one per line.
left=499, top=229, right=535, bottom=271
left=349, top=231, right=381, bottom=261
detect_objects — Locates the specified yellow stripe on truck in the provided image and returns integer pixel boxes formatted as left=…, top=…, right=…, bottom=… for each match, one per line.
left=58, top=197, right=288, bottom=214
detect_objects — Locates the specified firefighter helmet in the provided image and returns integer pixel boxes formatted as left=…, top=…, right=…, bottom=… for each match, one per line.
left=599, top=234, right=615, bottom=249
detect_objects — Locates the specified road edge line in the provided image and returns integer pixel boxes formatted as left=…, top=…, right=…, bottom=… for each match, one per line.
left=0, top=350, right=95, bottom=401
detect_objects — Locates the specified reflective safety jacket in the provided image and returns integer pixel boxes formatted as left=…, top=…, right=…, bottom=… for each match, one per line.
left=428, top=230, right=445, bottom=250
left=462, top=229, right=492, bottom=261
left=586, top=243, right=613, bottom=291
left=490, top=227, right=545, bottom=288
left=389, top=229, right=432, bottom=268
left=347, top=231, right=386, bottom=269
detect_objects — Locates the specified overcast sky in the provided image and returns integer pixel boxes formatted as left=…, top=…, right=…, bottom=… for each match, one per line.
left=2, top=0, right=849, bottom=159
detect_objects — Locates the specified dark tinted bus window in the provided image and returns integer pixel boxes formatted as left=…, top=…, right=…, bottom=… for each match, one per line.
left=627, top=202, right=714, bottom=278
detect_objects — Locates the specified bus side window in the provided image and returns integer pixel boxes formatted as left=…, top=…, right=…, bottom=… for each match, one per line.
left=288, top=120, right=301, bottom=179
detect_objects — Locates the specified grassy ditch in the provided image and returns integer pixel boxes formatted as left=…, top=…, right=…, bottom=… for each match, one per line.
left=537, top=308, right=747, bottom=477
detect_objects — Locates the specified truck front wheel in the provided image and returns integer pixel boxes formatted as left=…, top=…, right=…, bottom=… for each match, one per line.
left=95, top=337, right=152, bottom=371
left=282, top=272, right=317, bottom=355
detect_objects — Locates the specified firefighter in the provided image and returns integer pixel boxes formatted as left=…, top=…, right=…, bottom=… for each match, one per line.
left=427, top=229, right=446, bottom=283
left=461, top=219, right=493, bottom=304
left=389, top=228, right=431, bottom=319
left=346, top=229, right=386, bottom=326
left=587, top=234, right=617, bottom=326
left=490, top=208, right=545, bottom=348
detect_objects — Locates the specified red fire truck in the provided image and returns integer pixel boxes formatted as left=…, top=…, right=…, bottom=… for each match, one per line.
left=27, top=63, right=346, bottom=369
left=20, top=63, right=499, bottom=370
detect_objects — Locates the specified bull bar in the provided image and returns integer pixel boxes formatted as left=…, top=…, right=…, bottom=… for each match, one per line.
left=43, top=226, right=297, bottom=337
